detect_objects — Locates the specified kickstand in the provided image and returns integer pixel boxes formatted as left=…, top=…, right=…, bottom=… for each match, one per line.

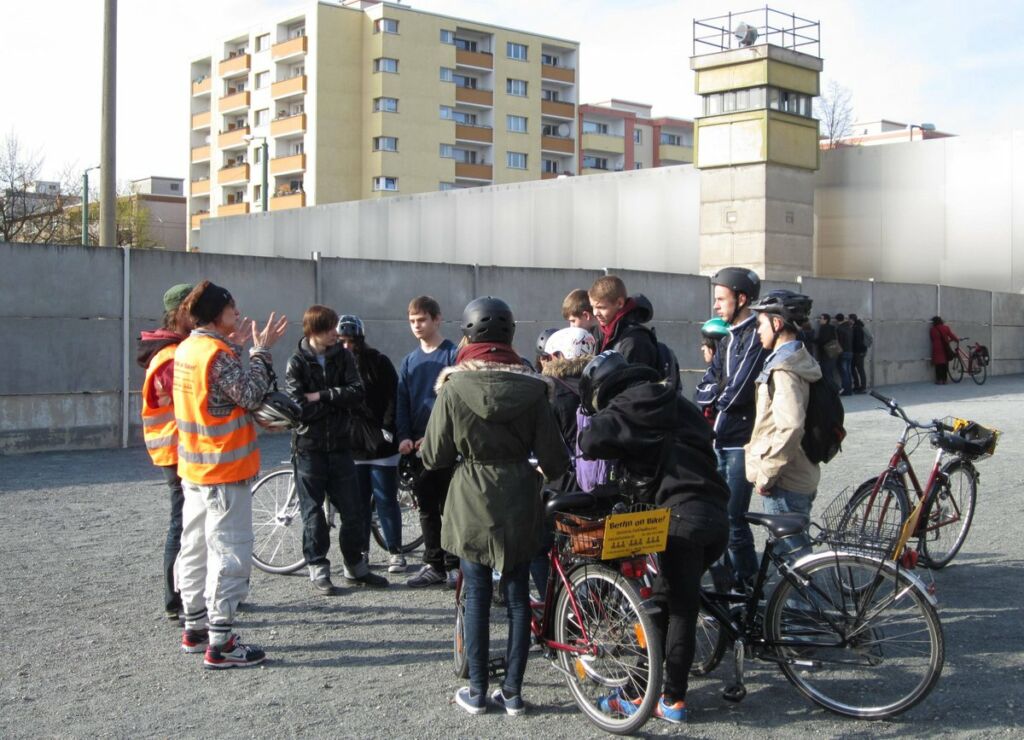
left=723, top=638, right=747, bottom=703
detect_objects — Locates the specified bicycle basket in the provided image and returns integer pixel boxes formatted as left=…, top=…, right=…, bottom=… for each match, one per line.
left=940, top=417, right=1000, bottom=460
left=818, top=487, right=905, bottom=559
left=554, top=502, right=668, bottom=560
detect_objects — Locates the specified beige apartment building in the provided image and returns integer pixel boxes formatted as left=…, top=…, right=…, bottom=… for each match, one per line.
left=188, top=0, right=579, bottom=247
left=578, top=100, right=693, bottom=174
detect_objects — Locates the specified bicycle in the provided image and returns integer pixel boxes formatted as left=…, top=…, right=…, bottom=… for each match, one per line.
left=842, top=391, right=998, bottom=569
left=250, top=465, right=424, bottom=574
left=690, top=504, right=945, bottom=719
left=452, top=489, right=669, bottom=735
left=947, top=337, right=990, bottom=385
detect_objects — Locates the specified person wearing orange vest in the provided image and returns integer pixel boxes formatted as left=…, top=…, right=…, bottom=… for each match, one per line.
left=137, top=283, right=193, bottom=623
left=173, top=280, right=288, bottom=670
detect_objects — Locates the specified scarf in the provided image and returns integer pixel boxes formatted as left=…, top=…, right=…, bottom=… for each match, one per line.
left=456, top=342, right=523, bottom=366
left=600, top=297, right=638, bottom=350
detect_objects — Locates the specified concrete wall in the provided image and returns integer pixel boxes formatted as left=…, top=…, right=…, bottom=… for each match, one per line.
left=1, top=241, right=1021, bottom=453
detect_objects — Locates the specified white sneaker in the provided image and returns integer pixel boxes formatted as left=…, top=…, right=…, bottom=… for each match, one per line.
left=388, top=553, right=407, bottom=573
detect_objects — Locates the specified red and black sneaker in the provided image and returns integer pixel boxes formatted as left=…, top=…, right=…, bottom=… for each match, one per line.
left=203, top=635, right=266, bottom=670
left=180, top=628, right=209, bottom=654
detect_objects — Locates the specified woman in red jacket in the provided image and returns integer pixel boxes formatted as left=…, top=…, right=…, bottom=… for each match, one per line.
left=929, top=316, right=959, bottom=384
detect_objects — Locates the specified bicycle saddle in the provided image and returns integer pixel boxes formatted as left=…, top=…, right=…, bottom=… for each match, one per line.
left=745, top=512, right=808, bottom=539
left=544, top=491, right=596, bottom=521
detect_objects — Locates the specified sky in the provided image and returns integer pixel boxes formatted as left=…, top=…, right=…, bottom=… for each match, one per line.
left=5, top=0, right=1024, bottom=182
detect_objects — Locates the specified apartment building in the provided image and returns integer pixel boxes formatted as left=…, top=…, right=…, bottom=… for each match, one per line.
left=188, top=0, right=579, bottom=246
left=578, top=100, right=694, bottom=174
left=823, top=119, right=955, bottom=148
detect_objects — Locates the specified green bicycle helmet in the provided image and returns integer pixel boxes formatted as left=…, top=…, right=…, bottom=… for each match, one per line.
left=700, top=317, right=730, bottom=340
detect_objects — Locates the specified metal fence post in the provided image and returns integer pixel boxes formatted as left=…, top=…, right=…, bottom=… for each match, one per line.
left=121, top=245, right=131, bottom=448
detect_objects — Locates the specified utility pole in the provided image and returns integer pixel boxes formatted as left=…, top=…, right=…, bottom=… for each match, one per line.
left=100, top=0, right=117, bottom=247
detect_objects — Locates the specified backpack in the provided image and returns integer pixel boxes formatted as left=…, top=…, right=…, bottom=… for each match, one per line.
left=642, top=325, right=682, bottom=390
left=574, top=408, right=612, bottom=492
left=862, top=327, right=873, bottom=349
left=801, top=377, right=847, bottom=464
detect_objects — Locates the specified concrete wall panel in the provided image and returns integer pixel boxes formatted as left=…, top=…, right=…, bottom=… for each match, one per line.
left=0, top=319, right=122, bottom=395
left=0, top=393, right=120, bottom=453
left=939, top=286, right=991, bottom=325
left=0, top=242, right=122, bottom=318
left=873, top=282, right=937, bottom=321
left=799, top=277, right=871, bottom=318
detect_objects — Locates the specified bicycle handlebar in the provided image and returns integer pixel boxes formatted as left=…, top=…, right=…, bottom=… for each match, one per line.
left=870, top=390, right=941, bottom=431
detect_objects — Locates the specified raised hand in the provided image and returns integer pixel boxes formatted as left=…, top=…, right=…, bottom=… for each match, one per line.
left=226, top=316, right=253, bottom=346
left=253, top=312, right=289, bottom=350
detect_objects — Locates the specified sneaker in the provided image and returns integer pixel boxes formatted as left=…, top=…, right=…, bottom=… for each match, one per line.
left=180, top=628, right=209, bottom=654
left=312, top=576, right=337, bottom=594
left=345, top=571, right=389, bottom=588
left=388, top=553, right=408, bottom=573
left=407, top=565, right=446, bottom=588
left=597, top=688, right=640, bottom=717
left=491, top=688, right=526, bottom=716
left=455, top=687, right=487, bottom=715
left=166, top=608, right=182, bottom=622
left=203, top=634, right=266, bottom=670
left=654, top=696, right=687, bottom=724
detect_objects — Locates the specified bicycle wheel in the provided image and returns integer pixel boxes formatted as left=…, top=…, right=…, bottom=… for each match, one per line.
left=947, top=354, right=964, bottom=383
left=765, top=553, right=944, bottom=719
left=251, top=469, right=307, bottom=574
left=919, top=461, right=977, bottom=569
left=370, top=487, right=424, bottom=554
left=554, top=564, right=663, bottom=735
left=453, top=575, right=470, bottom=678
left=969, top=352, right=988, bottom=386
left=691, top=603, right=727, bottom=675
left=841, top=478, right=912, bottom=550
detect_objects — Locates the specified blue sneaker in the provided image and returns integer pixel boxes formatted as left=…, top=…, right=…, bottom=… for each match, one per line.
left=597, top=688, right=641, bottom=717
left=491, top=688, right=526, bottom=716
left=654, top=696, right=687, bottom=723
left=455, top=687, right=487, bottom=715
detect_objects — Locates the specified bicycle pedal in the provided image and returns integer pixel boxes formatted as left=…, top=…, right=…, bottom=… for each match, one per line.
left=723, top=684, right=747, bottom=702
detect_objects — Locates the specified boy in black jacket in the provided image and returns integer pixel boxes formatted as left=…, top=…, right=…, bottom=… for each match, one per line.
left=285, top=305, right=388, bottom=593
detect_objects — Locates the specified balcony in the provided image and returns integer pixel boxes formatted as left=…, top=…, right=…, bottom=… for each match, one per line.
left=190, top=211, right=209, bottom=230
left=217, top=163, right=250, bottom=185
left=455, top=124, right=493, bottom=144
left=455, top=87, right=493, bottom=108
left=218, top=126, right=250, bottom=150
left=272, top=36, right=307, bottom=61
left=191, top=111, right=211, bottom=130
left=272, top=75, right=306, bottom=99
left=582, top=132, right=625, bottom=155
left=218, top=53, right=250, bottom=78
left=218, top=202, right=250, bottom=217
left=541, top=100, right=575, bottom=119
left=455, top=49, right=493, bottom=69
left=191, top=179, right=210, bottom=196
left=454, top=162, right=492, bottom=181
left=541, top=64, right=575, bottom=84
left=271, top=113, right=306, bottom=137
left=218, top=90, right=250, bottom=113
left=541, top=135, right=575, bottom=154
left=270, top=153, right=306, bottom=176
left=271, top=192, right=305, bottom=211
left=658, top=143, right=693, bottom=164
left=190, top=145, right=211, bottom=163
left=541, top=171, right=559, bottom=180
left=192, top=77, right=211, bottom=96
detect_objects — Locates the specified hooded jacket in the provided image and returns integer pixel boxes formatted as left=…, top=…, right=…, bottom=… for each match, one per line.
left=421, top=360, right=570, bottom=572
left=745, top=341, right=823, bottom=495
left=137, top=329, right=184, bottom=407
left=285, top=338, right=365, bottom=453
left=542, top=355, right=591, bottom=491
left=601, top=294, right=659, bottom=370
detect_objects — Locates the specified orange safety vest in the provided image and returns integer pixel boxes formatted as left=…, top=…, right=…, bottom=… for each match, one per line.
left=173, top=333, right=260, bottom=485
left=141, top=344, right=180, bottom=467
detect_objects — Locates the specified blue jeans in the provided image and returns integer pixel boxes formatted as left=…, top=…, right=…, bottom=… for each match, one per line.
left=716, top=448, right=758, bottom=584
left=461, top=558, right=532, bottom=695
left=355, top=464, right=403, bottom=553
left=760, top=486, right=815, bottom=560
left=293, top=450, right=365, bottom=571
left=839, top=352, right=853, bottom=394
left=161, top=465, right=184, bottom=612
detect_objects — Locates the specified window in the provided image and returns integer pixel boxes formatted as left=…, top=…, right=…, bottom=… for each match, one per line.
left=506, top=115, right=527, bottom=133
left=253, top=184, right=261, bottom=202
left=374, top=97, right=398, bottom=113
left=542, top=158, right=559, bottom=174
left=252, top=147, right=262, bottom=164
left=255, top=71, right=269, bottom=89
left=440, top=67, right=454, bottom=82
left=453, top=148, right=477, bottom=164
left=633, top=129, right=642, bottom=143
left=634, top=162, right=643, bottom=169
left=506, top=42, right=528, bottom=61
left=439, top=105, right=453, bottom=120
left=288, top=24, right=305, bottom=39
left=255, top=108, right=269, bottom=126
left=440, top=29, right=455, bottom=45
left=291, top=141, right=304, bottom=155
left=582, top=121, right=609, bottom=135
left=256, top=34, right=270, bottom=52
left=660, top=132, right=681, bottom=146
left=373, top=176, right=398, bottom=191
left=374, top=57, right=398, bottom=74
left=541, top=88, right=560, bottom=102
left=506, top=78, right=527, bottom=97
left=452, top=74, right=477, bottom=89
left=439, top=182, right=456, bottom=191
left=170, top=182, right=181, bottom=191
left=583, top=155, right=608, bottom=170
left=454, top=37, right=477, bottom=52
left=373, top=136, right=398, bottom=152
left=506, top=151, right=527, bottom=169
left=541, top=53, right=559, bottom=66
left=439, top=144, right=454, bottom=158
left=440, top=106, right=477, bottom=125
left=289, top=64, right=305, bottom=78
left=374, top=18, right=399, bottom=34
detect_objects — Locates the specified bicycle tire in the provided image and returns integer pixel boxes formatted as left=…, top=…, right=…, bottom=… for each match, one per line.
left=919, top=461, right=977, bottom=569
left=691, top=603, right=728, bottom=676
left=554, top=564, right=663, bottom=735
left=947, top=354, right=964, bottom=383
left=251, top=469, right=307, bottom=574
left=843, top=476, right=911, bottom=530
left=453, top=576, right=470, bottom=679
left=370, top=487, right=424, bottom=554
left=969, top=351, right=988, bottom=386
left=765, top=552, right=944, bottom=719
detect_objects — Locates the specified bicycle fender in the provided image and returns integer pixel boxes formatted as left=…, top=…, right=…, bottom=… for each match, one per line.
left=790, top=550, right=939, bottom=608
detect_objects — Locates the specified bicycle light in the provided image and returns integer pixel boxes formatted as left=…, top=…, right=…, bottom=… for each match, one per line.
left=619, top=558, right=647, bottom=579
left=896, top=461, right=910, bottom=475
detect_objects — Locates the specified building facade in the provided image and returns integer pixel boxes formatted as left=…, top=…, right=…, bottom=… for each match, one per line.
left=188, top=0, right=579, bottom=247
left=578, top=100, right=693, bottom=174
left=826, top=119, right=955, bottom=148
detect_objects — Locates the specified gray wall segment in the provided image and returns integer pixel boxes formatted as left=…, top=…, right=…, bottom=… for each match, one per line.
left=0, top=318, right=123, bottom=395
left=0, top=393, right=120, bottom=453
left=798, top=277, right=871, bottom=318
left=0, top=242, right=123, bottom=318
left=938, top=286, right=991, bottom=325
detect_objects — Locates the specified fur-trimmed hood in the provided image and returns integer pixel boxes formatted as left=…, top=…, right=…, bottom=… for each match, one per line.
left=435, top=360, right=555, bottom=422
left=542, top=355, right=592, bottom=380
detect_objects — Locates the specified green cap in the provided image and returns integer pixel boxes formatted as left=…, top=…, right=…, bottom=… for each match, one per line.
left=163, top=283, right=194, bottom=313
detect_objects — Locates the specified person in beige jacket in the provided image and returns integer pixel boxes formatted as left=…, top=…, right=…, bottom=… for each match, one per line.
left=744, top=291, right=823, bottom=518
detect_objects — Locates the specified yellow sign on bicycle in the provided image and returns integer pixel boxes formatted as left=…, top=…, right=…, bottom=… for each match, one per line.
left=600, top=508, right=670, bottom=560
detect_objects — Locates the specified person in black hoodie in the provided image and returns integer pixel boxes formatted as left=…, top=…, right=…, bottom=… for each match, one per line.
left=587, top=275, right=659, bottom=370
left=336, top=315, right=407, bottom=574
left=579, top=351, right=729, bottom=724
left=285, top=305, right=387, bottom=593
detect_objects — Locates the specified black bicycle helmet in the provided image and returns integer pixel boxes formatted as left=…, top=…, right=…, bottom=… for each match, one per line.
left=711, top=266, right=762, bottom=302
left=461, top=296, right=515, bottom=344
left=337, top=314, right=365, bottom=337
left=749, top=290, right=813, bottom=327
left=578, top=351, right=661, bottom=416
left=536, top=327, right=560, bottom=356
left=252, top=390, right=303, bottom=431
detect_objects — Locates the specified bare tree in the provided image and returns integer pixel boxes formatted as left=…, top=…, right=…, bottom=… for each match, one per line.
left=816, top=81, right=854, bottom=149
left=0, top=132, right=69, bottom=244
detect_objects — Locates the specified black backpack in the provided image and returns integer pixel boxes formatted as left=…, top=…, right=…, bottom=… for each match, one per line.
left=801, top=377, right=846, bottom=464
left=642, top=326, right=681, bottom=390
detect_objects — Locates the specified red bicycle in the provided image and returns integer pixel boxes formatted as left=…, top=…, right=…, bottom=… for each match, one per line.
left=842, top=391, right=998, bottom=569
left=452, top=491, right=667, bottom=735
left=947, top=337, right=990, bottom=385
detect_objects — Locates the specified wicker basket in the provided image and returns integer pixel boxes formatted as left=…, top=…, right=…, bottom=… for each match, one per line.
left=554, top=512, right=606, bottom=558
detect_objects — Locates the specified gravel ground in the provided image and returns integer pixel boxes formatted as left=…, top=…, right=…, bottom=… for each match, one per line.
left=1, top=376, right=1022, bottom=738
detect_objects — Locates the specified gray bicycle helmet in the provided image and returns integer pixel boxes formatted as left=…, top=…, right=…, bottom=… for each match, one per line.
left=461, top=296, right=516, bottom=344
left=749, top=290, right=813, bottom=327
left=337, top=314, right=365, bottom=337
left=252, top=391, right=303, bottom=431
left=711, top=267, right=761, bottom=302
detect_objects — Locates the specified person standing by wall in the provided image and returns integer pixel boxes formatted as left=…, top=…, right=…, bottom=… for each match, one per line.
left=834, top=313, right=854, bottom=396
left=850, top=313, right=870, bottom=394
left=929, top=316, right=960, bottom=384
left=814, top=314, right=839, bottom=390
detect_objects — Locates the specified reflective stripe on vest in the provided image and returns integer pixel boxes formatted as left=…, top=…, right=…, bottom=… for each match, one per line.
left=172, top=333, right=260, bottom=485
left=141, top=344, right=180, bottom=467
